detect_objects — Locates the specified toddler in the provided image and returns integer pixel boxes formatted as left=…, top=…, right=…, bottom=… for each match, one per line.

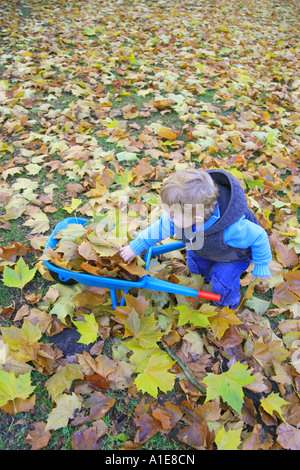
left=120, top=168, right=272, bottom=309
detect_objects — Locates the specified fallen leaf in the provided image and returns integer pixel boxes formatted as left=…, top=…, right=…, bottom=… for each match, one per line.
left=215, top=425, right=242, bottom=450
left=45, top=392, right=81, bottom=431
left=134, top=351, right=175, bottom=398
left=156, top=126, right=178, bottom=140
left=71, top=425, right=101, bottom=450
left=277, top=423, right=300, bottom=450
left=209, top=307, right=243, bottom=339
left=260, top=392, right=289, bottom=423
left=23, top=212, right=50, bottom=234
left=25, top=421, right=51, bottom=450
left=177, top=422, right=214, bottom=450
left=0, top=370, right=35, bottom=413
left=202, top=362, right=255, bottom=415
left=73, top=314, right=99, bottom=345
left=46, top=364, right=83, bottom=401
left=2, top=257, right=37, bottom=290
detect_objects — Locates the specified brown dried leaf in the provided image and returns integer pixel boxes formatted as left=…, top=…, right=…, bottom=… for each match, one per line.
left=177, top=422, right=215, bottom=450
left=0, top=242, right=30, bottom=262
left=25, top=421, right=51, bottom=450
left=276, top=423, right=300, bottom=450
left=71, top=426, right=101, bottom=450
left=151, top=401, right=183, bottom=431
left=243, top=423, right=274, bottom=450
left=270, top=234, right=299, bottom=268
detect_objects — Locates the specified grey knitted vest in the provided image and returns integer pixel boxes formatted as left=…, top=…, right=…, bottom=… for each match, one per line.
left=175, top=169, right=259, bottom=262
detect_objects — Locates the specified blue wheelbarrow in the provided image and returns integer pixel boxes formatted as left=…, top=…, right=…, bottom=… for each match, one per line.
left=43, top=217, right=221, bottom=309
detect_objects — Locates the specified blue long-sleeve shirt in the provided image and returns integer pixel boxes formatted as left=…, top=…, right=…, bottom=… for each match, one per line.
left=130, top=205, right=272, bottom=277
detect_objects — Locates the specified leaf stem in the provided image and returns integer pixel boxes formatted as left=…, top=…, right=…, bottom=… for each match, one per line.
left=165, top=347, right=206, bottom=394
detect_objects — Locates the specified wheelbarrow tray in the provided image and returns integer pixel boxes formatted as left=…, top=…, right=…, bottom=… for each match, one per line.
left=43, top=217, right=220, bottom=309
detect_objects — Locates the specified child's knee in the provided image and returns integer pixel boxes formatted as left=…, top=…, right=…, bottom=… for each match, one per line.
left=211, top=272, right=240, bottom=309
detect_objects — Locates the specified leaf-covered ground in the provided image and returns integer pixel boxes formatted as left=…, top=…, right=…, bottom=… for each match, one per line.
left=0, top=0, right=300, bottom=451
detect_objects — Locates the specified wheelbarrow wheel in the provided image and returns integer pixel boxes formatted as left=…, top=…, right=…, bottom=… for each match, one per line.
left=48, top=269, right=78, bottom=286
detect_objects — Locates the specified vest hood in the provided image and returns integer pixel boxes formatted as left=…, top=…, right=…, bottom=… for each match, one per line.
left=174, top=169, right=259, bottom=261
left=205, top=169, right=249, bottom=235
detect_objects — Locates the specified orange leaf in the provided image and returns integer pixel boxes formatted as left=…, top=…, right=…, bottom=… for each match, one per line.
left=153, top=99, right=175, bottom=110
left=85, top=373, right=110, bottom=390
left=119, top=261, right=149, bottom=277
left=156, top=126, right=178, bottom=140
left=209, top=307, right=243, bottom=340
left=0, top=242, right=30, bottom=262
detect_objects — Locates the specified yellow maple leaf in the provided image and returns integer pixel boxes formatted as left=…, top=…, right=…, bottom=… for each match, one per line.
left=215, top=425, right=242, bottom=450
left=73, top=313, right=99, bottom=345
left=123, top=310, right=163, bottom=349
left=0, top=319, right=42, bottom=352
left=209, top=307, right=243, bottom=340
left=0, top=370, right=35, bottom=412
left=45, top=392, right=81, bottom=431
left=62, top=198, right=82, bottom=214
left=260, top=392, right=289, bottom=423
left=125, top=339, right=160, bottom=367
left=134, top=351, right=175, bottom=398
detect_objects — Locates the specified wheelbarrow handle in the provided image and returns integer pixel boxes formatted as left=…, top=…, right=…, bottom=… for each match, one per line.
left=143, top=276, right=221, bottom=303
left=145, top=244, right=221, bottom=303
left=197, top=289, right=221, bottom=302
left=150, top=241, right=185, bottom=257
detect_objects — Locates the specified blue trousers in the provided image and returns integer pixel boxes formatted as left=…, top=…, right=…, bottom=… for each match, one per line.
left=186, top=250, right=251, bottom=309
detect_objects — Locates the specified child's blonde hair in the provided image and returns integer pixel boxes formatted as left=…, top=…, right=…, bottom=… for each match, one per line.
left=160, top=168, right=219, bottom=220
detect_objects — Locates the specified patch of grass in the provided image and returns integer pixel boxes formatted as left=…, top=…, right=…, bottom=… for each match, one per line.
left=0, top=279, right=20, bottom=309
left=142, top=432, right=182, bottom=450
left=0, top=216, right=32, bottom=246
left=199, top=88, right=217, bottom=104
left=101, top=389, right=141, bottom=448
left=0, top=412, right=31, bottom=450
left=48, top=426, right=76, bottom=450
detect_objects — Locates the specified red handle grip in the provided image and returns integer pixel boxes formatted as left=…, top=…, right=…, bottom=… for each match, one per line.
left=197, top=289, right=221, bottom=302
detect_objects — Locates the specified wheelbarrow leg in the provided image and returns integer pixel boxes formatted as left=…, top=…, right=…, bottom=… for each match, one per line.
left=110, top=288, right=118, bottom=310
left=110, top=288, right=129, bottom=309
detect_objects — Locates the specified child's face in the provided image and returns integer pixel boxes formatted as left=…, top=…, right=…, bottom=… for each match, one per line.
left=165, top=208, right=204, bottom=229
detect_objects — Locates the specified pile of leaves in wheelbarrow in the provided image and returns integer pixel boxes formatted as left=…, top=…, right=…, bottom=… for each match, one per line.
left=42, top=214, right=151, bottom=281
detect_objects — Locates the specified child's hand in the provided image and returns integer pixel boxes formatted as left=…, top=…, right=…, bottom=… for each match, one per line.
left=119, top=245, right=137, bottom=264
